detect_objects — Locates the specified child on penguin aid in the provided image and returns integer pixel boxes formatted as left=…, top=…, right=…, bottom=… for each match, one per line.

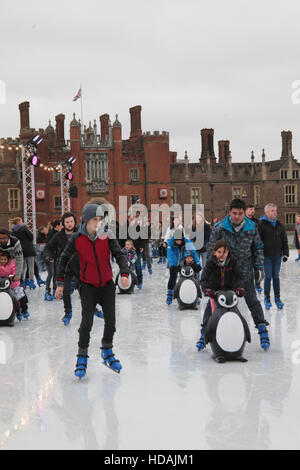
left=178, top=250, right=202, bottom=275
left=196, top=239, right=245, bottom=351
left=55, top=203, right=130, bottom=378
left=122, top=239, right=138, bottom=267
left=0, top=251, right=29, bottom=321
left=166, top=228, right=202, bottom=305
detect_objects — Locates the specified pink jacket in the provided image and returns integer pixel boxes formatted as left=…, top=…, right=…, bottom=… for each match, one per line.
left=0, top=260, right=20, bottom=289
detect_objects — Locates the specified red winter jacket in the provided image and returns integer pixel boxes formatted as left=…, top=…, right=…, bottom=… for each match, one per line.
left=56, top=230, right=129, bottom=288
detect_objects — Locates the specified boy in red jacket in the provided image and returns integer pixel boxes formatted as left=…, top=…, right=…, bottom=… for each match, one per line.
left=55, top=204, right=130, bottom=378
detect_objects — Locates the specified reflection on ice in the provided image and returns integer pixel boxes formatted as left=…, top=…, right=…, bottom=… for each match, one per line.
left=0, top=252, right=300, bottom=449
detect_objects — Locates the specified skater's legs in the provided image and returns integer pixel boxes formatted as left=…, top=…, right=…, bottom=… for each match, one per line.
left=272, top=256, right=281, bottom=296
left=134, top=253, right=143, bottom=285
left=263, top=257, right=272, bottom=296
left=63, top=273, right=73, bottom=314
left=98, top=280, right=116, bottom=348
left=167, top=266, right=178, bottom=290
left=46, top=262, right=54, bottom=292
left=244, top=279, right=266, bottom=325
left=201, top=300, right=212, bottom=332
left=78, top=284, right=97, bottom=349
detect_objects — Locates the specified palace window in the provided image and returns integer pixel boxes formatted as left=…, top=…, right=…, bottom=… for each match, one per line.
left=285, top=185, right=297, bottom=204
left=8, top=188, right=20, bottom=211
left=170, top=188, right=176, bottom=205
left=254, top=186, right=261, bottom=206
left=130, top=195, right=140, bottom=206
left=54, top=196, right=62, bottom=209
left=191, top=188, right=201, bottom=205
left=85, top=153, right=109, bottom=183
left=292, top=170, right=300, bottom=180
left=285, top=213, right=296, bottom=225
left=232, top=187, right=241, bottom=199
left=281, top=170, right=288, bottom=180
left=130, top=169, right=139, bottom=182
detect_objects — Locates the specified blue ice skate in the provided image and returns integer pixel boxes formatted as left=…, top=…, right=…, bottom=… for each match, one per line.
left=37, top=277, right=46, bottom=287
left=137, top=284, right=143, bottom=290
left=29, top=280, right=36, bottom=290
left=258, top=323, right=270, bottom=351
left=255, top=284, right=262, bottom=294
left=157, top=257, right=163, bottom=264
left=275, top=296, right=284, bottom=309
left=75, top=354, right=89, bottom=379
left=62, top=311, right=72, bottom=325
left=101, top=347, right=122, bottom=373
left=44, top=291, right=54, bottom=301
left=166, top=289, right=173, bottom=305
left=148, top=268, right=153, bottom=275
left=142, top=261, right=147, bottom=270
left=196, top=332, right=205, bottom=351
left=264, top=296, right=272, bottom=310
left=94, top=308, right=104, bottom=319
left=22, top=311, right=30, bottom=320
left=16, top=312, right=22, bottom=322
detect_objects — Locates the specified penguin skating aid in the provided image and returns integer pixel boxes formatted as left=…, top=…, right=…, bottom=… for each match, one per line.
left=205, top=290, right=251, bottom=363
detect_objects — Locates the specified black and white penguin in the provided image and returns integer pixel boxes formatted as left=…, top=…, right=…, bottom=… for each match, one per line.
left=0, top=277, right=18, bottom=327
left=204, top=290, right=251, bottom=363
left=174, top=265, right=202, bottom=310
left=115, top=262, right=137, bottom=294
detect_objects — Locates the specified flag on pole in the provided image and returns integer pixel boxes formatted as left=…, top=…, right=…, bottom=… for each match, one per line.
left=72, top=87, right=81, bottom=102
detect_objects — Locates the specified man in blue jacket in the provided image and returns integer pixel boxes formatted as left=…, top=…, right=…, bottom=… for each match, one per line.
left=206, top=199, right=270, bottom=351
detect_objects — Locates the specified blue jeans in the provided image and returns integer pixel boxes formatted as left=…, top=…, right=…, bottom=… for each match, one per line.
left=264, top=256, right=281, bottom=297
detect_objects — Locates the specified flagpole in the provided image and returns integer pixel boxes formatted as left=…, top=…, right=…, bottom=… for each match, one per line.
left=80, top=83, right=83, bottom=132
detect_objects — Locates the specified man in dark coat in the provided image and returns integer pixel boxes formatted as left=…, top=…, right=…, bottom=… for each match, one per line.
left=258, top=203, right=289, bottom=309
left=11, top=217, right=36, bottom=289
left=43, top=212, right=78, bottom=321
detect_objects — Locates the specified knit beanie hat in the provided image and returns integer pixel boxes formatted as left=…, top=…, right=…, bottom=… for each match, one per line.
left=82, top=204, right=105, bottom=224
left=184, top=250, right=193, bottom=258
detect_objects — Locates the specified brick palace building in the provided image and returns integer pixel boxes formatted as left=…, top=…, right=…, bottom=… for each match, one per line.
left=0, top=101, right=300, bottom=232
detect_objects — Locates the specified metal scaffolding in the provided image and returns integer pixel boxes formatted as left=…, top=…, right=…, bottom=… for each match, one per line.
left=60, top=167, right=71, bottom=215
left=21, top=145, right=37, bottom=244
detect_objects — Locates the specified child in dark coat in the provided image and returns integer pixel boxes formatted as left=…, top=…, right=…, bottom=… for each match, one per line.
left=196, top=239, right=244, bottom=351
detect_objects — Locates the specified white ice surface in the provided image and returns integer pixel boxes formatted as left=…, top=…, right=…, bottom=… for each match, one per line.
left=0, top=252, right=300, bottom=450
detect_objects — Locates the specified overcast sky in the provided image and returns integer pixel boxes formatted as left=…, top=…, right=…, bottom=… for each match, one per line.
left=1, top=0, right=300, bottom=163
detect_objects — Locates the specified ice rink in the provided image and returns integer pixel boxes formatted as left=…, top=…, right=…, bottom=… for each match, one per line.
left=1, top=253, right=300, bottom=450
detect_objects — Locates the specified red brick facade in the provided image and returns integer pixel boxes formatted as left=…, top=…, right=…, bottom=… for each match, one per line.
left=0, top=101, right=300, bottom=232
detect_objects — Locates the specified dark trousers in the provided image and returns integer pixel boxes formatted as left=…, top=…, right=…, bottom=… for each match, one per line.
left=168, top=266, right=178, bottom=290
left=159, top=244, right=167, bottom=258
left=264, top=256, right=281, bottom=296
left=201, top=280, right=266, bottom=333
left=63, top=274, right=76, bottom=314
left=46, top=261, right=56, bottom=292
left=134, top=253, right=143, bottom=285
left=19, top=294, right=28, bottom=314
left=78, top=280, right=116, bottom=350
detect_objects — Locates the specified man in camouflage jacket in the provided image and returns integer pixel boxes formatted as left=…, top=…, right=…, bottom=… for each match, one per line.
left=207, top=199, right=268, bottom=331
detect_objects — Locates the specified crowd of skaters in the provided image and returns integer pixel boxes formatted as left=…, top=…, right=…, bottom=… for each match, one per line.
left=0, top=197, right=296, bottom=375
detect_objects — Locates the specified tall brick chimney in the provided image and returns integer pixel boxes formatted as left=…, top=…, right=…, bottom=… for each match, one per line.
left=281, top=130, right=293, bottom=158
left=218, top=140, right=230, bottom=164
left=100, top=114, right=109, bottom=141
left=200, top=128, right=215, bottom=162
left=130, top=105, right=142, bottom=139
left=55, top=114, right=65, bottom=146
left=19, top=101, right=30, bottom=133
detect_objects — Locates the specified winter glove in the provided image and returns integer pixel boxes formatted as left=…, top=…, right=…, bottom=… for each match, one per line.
left=235, top=287, right=245, bottom=297
left=254, top=268, right=264, bottom=284
left=282, top=256, right=288, bottom=263
left=193, top=264, right=202, bottom=273
left=205, top=289, right=216, bottom=299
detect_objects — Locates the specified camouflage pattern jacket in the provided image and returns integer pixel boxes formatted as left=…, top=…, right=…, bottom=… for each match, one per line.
left=206, top=216, right=264, bottom=280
